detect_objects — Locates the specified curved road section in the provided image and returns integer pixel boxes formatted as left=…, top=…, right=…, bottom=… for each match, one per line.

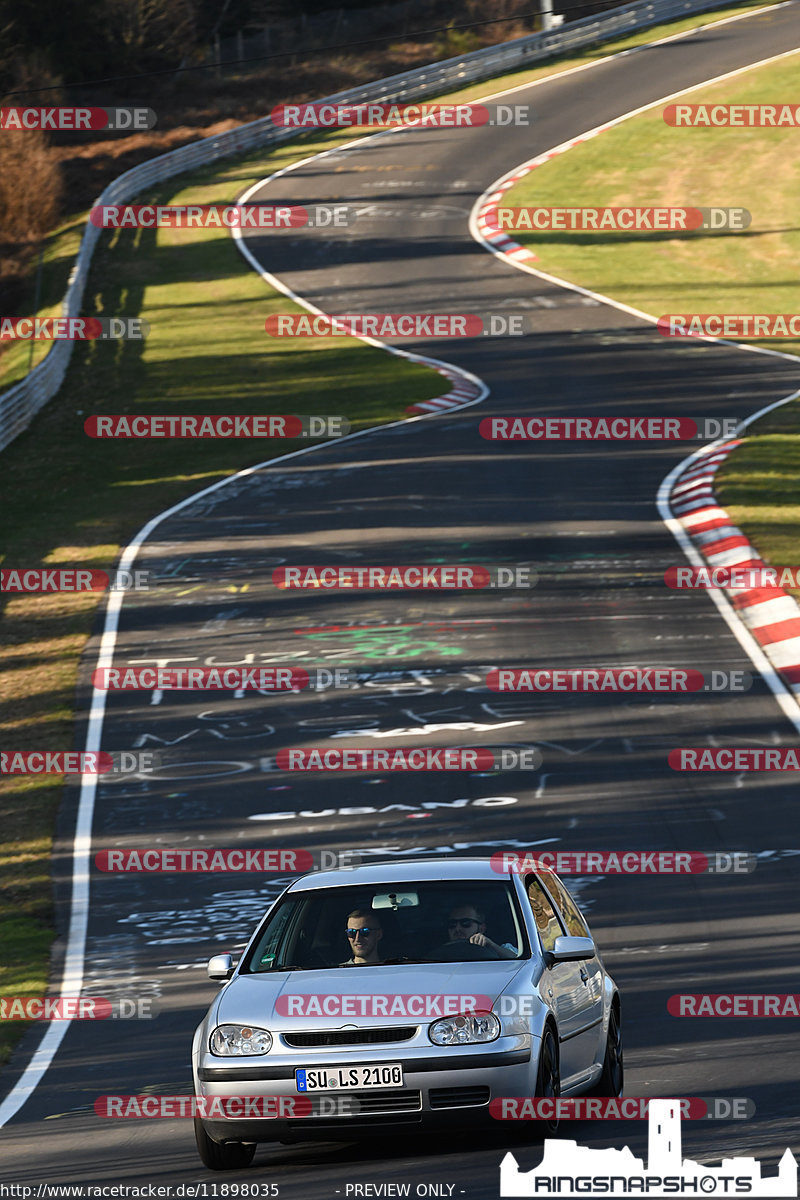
left=2, top=6, right=800, bottom=1194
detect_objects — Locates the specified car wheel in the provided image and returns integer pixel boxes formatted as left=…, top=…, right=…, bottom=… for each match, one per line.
left=194, top=1118, right=257, bottom=1170
left=535, top=1024, right=561, bottom=1135
left=590, top=1004, right=623, bottom=1097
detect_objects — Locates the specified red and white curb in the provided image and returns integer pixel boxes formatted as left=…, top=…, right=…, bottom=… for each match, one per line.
left=669, top=441, right=800, bottom=691
left=473, top=129, right=613, bottom=266
left=469, top=53, right=800, bottom=730
left=406, top=365, right=485, bottom=413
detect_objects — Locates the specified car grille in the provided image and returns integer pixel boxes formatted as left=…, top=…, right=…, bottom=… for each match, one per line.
left=283, top=1027, right=417, bottom=1048
left=429, top=1086, right=491, bottom=1109
left=308, top=1090, right=422, bottom=1116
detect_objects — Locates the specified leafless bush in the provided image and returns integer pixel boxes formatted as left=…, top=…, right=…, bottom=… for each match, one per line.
left=0, top=126, right=62, bottom=243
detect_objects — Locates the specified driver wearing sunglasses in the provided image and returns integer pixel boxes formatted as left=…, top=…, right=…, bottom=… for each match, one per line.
left=340, top=909, right=384, bottom=965
left=447, top=904, right=517, bottom=959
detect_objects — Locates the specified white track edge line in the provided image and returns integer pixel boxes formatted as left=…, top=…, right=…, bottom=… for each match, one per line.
left=657, top=389, right=800, bottom=735
left=466, top=32, right=800, bottom=732
left=0, top=1, right=792, bottom=1127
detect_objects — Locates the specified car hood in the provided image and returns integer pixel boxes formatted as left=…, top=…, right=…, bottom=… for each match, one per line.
left=214, top=960, right=531, bottom=1028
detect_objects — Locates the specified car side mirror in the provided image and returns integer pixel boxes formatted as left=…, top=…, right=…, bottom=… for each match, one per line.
left=207, top=953, right=234, bottom=981
left=544, top=935, right=595, bottom=966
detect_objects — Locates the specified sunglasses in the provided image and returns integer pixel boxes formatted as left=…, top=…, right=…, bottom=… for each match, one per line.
left=346, top=927, right=377, bottom=938
left=448, top=918, right=480, bottom=929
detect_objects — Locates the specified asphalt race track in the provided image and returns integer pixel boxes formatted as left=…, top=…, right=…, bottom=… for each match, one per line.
left=2, top=5, right=800, bottom=1196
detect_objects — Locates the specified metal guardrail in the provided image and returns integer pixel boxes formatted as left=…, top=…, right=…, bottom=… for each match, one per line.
left=0, top=0, right=736, bottom=452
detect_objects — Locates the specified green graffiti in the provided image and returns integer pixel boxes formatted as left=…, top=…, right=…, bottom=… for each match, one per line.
left=300, top=625, right=463, bottom=659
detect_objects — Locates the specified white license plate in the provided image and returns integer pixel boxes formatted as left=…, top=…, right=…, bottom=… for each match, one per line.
left=295, top=1063, right=404, bottom=1092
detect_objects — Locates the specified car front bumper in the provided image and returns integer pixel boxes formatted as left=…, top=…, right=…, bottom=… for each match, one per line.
left=195, top=1043, right=533, bottom=1143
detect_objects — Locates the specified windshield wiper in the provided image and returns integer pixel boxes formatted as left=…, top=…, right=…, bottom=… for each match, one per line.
left=381, top=957, right=430, bottom=965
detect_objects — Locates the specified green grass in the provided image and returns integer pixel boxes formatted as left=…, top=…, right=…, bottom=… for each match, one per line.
left=0, top=133, right=444, bottom=1067
left=500, top=53, right=800, bottom=354
left=497, top=46, right=800, bottom=601
left=0, top=0, right=783, bottom=1068
left=715, top=400, right=800, bottom=598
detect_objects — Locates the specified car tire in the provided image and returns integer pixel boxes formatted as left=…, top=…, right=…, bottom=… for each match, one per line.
left=589, top=1003, right=623, bottom=1098
left=194, top=1118, right=257, bottom=1170
left=535, top=1023, right=561, bottom=1135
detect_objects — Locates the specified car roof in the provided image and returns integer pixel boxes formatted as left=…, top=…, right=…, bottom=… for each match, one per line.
left=287, top=857, right=520, bottom=892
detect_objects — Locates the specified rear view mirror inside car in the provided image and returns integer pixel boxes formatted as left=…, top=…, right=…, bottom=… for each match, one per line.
left=372, top=891, right=419, bottom=909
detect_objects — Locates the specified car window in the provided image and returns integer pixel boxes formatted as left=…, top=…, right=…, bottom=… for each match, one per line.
left=541, top=871, right=591, bottom=939
left=524, top=875, right=564, bottom=953
left=239, top=880, right=530, bottom=970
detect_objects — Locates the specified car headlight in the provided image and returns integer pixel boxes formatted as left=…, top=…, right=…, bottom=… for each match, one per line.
left=210, top=1024, right=272, bottom=1056
left=429, top=1011, right=500, bottom=1045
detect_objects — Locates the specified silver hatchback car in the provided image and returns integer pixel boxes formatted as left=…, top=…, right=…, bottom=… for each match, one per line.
left=192, top=857, right=622, bottom=1169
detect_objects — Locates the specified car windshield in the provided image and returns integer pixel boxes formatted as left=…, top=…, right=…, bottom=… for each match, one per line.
left=240, top=879, right=530, bottom=971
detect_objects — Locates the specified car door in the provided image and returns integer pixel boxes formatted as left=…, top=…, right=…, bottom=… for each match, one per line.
left=524, top=873, right=603, bottom=1087
left=539, top=871, right=605, bottom=1078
